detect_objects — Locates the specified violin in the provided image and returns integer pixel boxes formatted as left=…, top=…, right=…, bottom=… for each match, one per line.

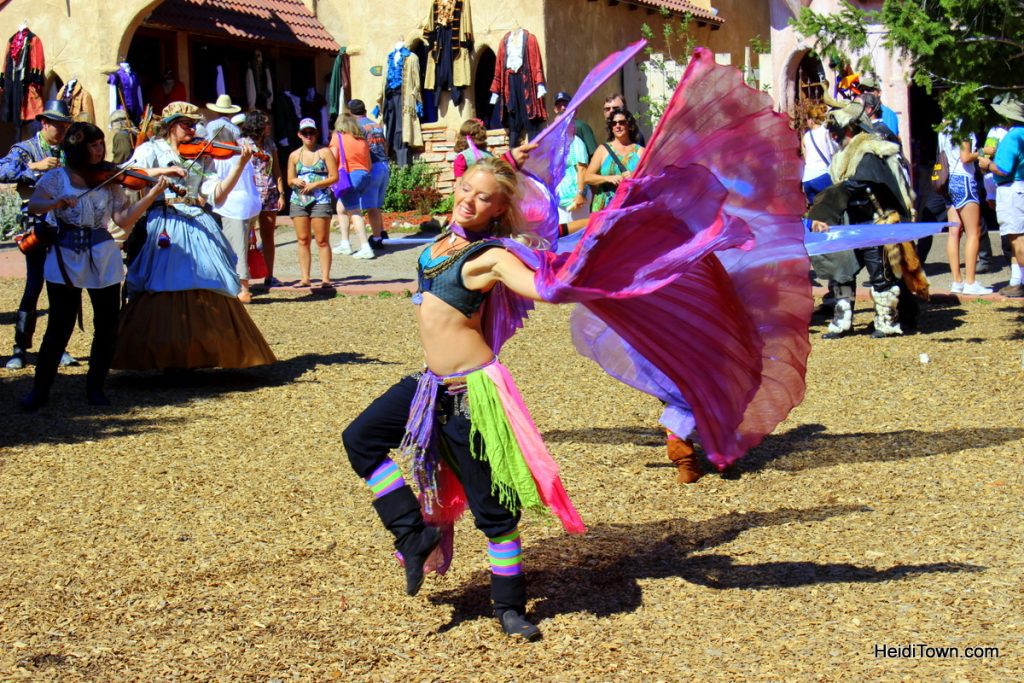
left=81, top=162, right=187, bottom=196
left=177, top=139, right=269, bottom=163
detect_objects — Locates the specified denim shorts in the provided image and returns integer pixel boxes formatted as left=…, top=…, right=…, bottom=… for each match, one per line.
left=289, top=201, right=334, bottom=219
left=948, top=173, right=979, bottom=209
left=338, top=170, right=372, bottom=209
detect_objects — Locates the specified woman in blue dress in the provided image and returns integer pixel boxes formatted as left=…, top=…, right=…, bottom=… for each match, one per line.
left=112, top=102, right=275, bottom=370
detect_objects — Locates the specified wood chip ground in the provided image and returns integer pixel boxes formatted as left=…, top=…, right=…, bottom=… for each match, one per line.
left=1, top=280, right=1021, bottom=681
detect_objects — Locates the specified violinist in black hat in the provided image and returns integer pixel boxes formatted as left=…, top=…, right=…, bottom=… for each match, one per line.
left=0, top=99, right=78, bottom=370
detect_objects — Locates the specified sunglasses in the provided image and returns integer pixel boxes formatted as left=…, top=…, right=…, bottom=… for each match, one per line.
left=611, top=119, right=628, bottom=127
left=299, top=128, right=317, bottom=135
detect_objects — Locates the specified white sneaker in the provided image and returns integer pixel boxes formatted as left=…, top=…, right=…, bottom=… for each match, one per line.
left=352, top=245, right=375, bottom=260
left=332, top=240, right=352, bottom=255
left=962, top=281, right=993, bottom=295
left=950, top=281, right=964, bottom=293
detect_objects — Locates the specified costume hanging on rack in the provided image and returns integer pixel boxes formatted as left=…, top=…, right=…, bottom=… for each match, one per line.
left=378, top=45, right=423, bottom=167
left=0, top=28, right=46, bottom=127
left=302, top=87, right=328, bottom=143
left=424, top=0, right=473, bottom=107
left=57, top=79, right=95, bottom=123
left=490, top=28, right=546, bottom=147
left=107, top=63, right=143, bottom=124
left=148, top=71, right=185, bottom=115
left=245, top=51, right=274, bottom=110
left=326, top=49, right=351, bottom=117
left=272, top=89, right=301, bottom=148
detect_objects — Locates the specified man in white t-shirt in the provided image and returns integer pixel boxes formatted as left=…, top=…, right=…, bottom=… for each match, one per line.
left=211, top=126, right=262, bottom=303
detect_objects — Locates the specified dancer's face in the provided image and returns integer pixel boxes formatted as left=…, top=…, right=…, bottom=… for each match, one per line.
left=453, top=168, right=508, bottom=231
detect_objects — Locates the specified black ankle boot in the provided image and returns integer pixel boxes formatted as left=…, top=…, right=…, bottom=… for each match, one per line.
left=497, top=610, right=541, bottom=641
left=491, top=573, right=539, bottom=640
left=19, top=389, right=49, bottom=412
left=371, top=486, right=441, bottom=596
left=87, top=388, right=111, bottom=406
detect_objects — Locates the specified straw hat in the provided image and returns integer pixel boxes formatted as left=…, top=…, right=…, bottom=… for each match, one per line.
left=207, top=94, right=241, bottom=114
left=992, top=94, right=1024, bottom=124
left=161, top=101, right=202, bottom=125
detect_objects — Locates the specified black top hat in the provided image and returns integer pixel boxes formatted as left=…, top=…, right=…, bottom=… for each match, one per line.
left=36, top=100, right=72, bottom=123
left=554, top=91, right=572, bottom=104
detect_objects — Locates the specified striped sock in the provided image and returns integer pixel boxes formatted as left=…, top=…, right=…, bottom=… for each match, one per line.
left=365, top=459, right=405, bottom=499
left=488, top=529, right=523, bottom=576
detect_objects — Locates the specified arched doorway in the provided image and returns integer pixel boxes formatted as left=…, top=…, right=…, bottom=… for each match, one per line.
left=474, top=47, right=499, bottom=128
left=794, top=52, right=826, bottom=104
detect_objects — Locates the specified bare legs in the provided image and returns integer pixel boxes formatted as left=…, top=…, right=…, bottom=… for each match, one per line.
left=258, top=210, right=277, bottom=282
left=366, top=207, right=384, bottom=239
left=946, top=202, right=984, bottom=285
left=311, top=216, right=333, bottom=283
left=293, top=216, right=314, bottom=286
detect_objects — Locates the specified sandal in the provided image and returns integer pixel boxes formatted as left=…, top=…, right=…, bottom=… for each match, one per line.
left=292, top=280, right=313, bottom=289
left=237, top=291, right=252, bottom=304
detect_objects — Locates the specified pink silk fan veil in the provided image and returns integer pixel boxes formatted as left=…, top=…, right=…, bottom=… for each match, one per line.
left=488, top=46, right=812, bottom=470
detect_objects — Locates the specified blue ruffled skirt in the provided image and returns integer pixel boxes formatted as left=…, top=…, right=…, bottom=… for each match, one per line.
left=126, top=205, right=241, bottom=297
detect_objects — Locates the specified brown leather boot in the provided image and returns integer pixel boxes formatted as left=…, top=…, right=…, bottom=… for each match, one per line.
left=666, top=434, right=702, bottom=484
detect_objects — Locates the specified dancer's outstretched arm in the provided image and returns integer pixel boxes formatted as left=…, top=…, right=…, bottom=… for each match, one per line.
left=462, top=248, right=541, bottom=301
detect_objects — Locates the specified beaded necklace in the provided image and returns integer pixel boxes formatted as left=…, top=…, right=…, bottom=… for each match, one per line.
left=420, top=230, right=492, bottom=280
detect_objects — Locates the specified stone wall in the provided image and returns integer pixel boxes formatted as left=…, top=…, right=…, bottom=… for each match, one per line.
left=417, top=125, right=510, bottom=196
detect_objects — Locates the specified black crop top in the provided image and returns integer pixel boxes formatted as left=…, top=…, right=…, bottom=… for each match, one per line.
left=414, top=238, right=502, bottom=317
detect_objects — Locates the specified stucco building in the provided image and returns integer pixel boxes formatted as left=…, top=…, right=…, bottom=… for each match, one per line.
left=1, top=0, right=770, bottom=168
left=769, top=0, right=932, bottom=163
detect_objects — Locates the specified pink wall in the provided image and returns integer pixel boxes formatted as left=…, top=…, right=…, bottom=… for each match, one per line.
left=769, top=0, right=911, bottom=154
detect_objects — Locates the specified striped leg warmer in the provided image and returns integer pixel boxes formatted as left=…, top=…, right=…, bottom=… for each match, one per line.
left=365, top=458, right=406, bottom=499
left=488, top=528, right=523, bottom=577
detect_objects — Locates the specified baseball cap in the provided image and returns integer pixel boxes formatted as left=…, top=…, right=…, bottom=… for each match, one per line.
left=347, top=99, right=367, bottom=115
left=298, top=117, right=318, bottom=131
left=554, top=91, right=572, bottom=104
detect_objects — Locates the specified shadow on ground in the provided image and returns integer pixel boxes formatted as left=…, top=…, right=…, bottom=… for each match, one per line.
left=0, top=350, right=389, bottom=448
left=428, top=504, right=984, bottom=631
left=547, top=423, right=1024, bottom=477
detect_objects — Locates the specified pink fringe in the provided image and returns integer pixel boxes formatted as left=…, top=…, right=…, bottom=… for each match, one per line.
left=482, top=363, right=586, bottom=534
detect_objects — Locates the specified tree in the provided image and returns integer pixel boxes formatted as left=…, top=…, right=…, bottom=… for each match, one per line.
left=791, top=0, right=1024, bottom=134
left=639, top=10, right=696, bottom=128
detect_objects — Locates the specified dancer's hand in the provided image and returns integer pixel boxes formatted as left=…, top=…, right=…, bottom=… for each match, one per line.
left=810, top=220, right=830, bottom=233
left=510, top=142, right=539, bottom=167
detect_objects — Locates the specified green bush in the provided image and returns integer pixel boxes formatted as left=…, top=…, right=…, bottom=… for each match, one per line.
left=0, top=186, right=22, bottom=240
left=382, top=161, right=438, bottom=212
left=431, top=193, right=453, bottom=215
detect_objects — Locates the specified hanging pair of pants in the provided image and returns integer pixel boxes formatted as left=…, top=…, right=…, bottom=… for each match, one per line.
left=33, top=281, right=121, bottom=396
left=343, top=375, right=521, bottom=540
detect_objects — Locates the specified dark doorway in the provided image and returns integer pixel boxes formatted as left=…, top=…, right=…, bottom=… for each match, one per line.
left=795, top=52, right=826, bottom=104
left=908, top=83, right=942, bottom=170
left=474, top=48, right=498, bottom=128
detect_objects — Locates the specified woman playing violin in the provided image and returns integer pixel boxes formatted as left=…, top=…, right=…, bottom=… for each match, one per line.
left=19, top=122, right=168, bottom=410
left=111, top=101, right=275, bottom=371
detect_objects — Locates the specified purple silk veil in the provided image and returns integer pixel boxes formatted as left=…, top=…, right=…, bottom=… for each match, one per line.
left=485, top=48, right=814, bottom=470
left=805, top=222, right=949, bottom=255
left=480, top=40, right=648, bottom=356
